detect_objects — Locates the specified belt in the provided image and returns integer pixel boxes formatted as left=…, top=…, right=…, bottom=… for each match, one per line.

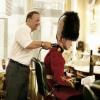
left=46, top=75, right=53, bottom=79
left=9, top=59, right=28, bottom=68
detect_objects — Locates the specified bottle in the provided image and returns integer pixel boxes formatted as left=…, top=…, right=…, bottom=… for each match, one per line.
left=98, top=47, right=100, bottom=53
left=89, top=50, right=94, bottom=75
left=2, top=59, right=5, bottom=70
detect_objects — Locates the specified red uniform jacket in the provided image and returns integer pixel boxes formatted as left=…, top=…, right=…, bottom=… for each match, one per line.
left=44, top=47, right=66, bottom=86
left=44, top=47, right=81, bottom=100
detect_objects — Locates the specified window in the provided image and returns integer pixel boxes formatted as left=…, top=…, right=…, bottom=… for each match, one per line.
left=0, top=18, right=8, bottom=59
left=0, top=0, right=5, bottom=16
left=0, top=0, right=26, bottom=59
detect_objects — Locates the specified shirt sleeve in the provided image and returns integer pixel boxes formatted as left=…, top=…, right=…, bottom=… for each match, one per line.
left=50, top=51, right=66, bottom=85
left=15, top=26, right=33, bottom=48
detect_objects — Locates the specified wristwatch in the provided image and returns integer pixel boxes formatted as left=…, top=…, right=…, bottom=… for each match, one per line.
left=41, top=41, right=44, bottom=47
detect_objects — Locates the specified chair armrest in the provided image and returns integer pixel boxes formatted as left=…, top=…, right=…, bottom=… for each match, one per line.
left=91, top=84, right=100, bottom=90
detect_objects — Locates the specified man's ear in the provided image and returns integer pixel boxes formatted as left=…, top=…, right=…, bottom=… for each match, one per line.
left=59, top=36, right=64, bottom=43
left=27, top=18, right=31, bottom=22
left=61, top=36, right=65, bottom=40
left=58, top=35, right=63, bottom=43
left=61, top=38, right=66, bottom=44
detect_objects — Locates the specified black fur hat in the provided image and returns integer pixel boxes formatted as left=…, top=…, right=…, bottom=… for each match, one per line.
left=59, top=11, right=80, bottom=41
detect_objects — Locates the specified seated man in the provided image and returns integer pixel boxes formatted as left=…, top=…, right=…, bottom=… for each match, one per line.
left=44, top=11, right=83, bottom=100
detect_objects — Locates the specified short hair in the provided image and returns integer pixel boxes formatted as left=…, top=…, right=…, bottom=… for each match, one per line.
left=59, top=11, right=80, bottom=41
left=26, top=11, right=40, bottom=22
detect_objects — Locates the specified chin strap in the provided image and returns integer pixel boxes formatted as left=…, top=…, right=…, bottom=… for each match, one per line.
left=51, top=43, right=64, bottom=53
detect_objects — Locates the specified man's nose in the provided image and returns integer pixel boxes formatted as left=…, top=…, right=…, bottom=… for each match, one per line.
left=70, top=42, right=72, bottom=46
left=38, top=22, right=40, bottom=26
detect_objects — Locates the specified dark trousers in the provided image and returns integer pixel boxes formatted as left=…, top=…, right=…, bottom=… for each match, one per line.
left=5, top=60, right=30, bottom=100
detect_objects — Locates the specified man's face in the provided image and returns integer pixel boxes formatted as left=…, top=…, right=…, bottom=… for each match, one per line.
left=61, top=38, right=72, bottom=50
left=29, top=14, right=40, bottom=31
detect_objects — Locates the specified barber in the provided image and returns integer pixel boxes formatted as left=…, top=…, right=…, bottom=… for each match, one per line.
left=5, top=11, right=52, bottom=100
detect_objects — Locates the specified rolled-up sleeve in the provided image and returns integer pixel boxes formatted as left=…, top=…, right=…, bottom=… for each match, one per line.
left=15, top=27, right=33, bottom=48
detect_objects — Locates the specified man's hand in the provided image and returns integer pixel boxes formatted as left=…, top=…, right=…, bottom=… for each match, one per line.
left=41, top=42, right=52, bottom=49
left=61, top=76, right=75, bottom=88
left=65, top=78, right=75, bottom=88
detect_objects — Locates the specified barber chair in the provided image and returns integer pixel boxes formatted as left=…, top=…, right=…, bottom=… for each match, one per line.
left=31, top=57, right=56, bottom=100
